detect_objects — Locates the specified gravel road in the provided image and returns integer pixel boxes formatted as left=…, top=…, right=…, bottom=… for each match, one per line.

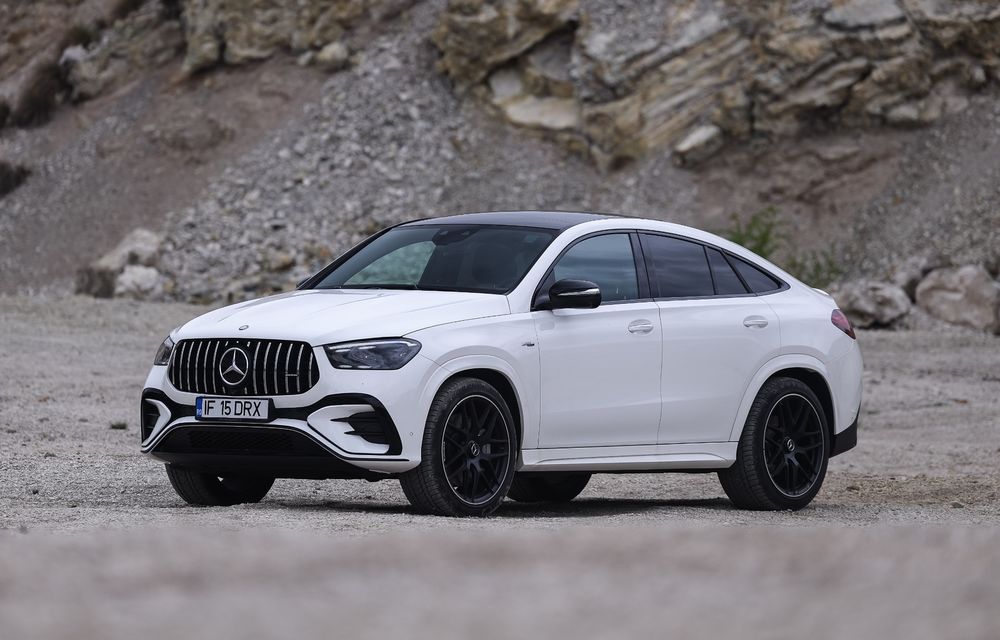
left=1, top=296, right=998, bottom=638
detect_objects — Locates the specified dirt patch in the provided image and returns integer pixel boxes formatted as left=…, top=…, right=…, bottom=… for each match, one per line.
left=0, top=296, right=998, bottom=637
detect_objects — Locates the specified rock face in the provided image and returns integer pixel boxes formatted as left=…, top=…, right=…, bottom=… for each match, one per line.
left=915, top=265, right=1000, bottom=333
left=180, top=0, right=414, bottom=73
left=76, top=229, right=162, bottom=299
left=434, top=0, right=1000, bottom=166
left=831, top=280, right=912, bottom=328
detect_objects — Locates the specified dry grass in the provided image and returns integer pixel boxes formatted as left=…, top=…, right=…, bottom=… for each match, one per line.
left=0, top=161, right=31, bottom=198
left=58, top=24, right=97, bottom=52
left=10, top=62, right=65, bottom=128
left=110, top=0, right=146, bottom=21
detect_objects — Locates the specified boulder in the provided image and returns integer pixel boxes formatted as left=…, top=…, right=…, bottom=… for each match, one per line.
left=75, top=229, right=162, bottom=298
left=315, top=41, right=350, bottom=71
left=673, top=124, right=724, bottom=166
left=830, top=280, right=912, bottom=328
left=115, top=265, right=164, bottom=300
left=432, top=0, right=580, bottom=88
left=915, top=265, right=1000, bottom=333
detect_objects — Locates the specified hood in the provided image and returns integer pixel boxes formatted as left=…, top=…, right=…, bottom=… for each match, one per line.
left=175, top=289, right=510, bottom=345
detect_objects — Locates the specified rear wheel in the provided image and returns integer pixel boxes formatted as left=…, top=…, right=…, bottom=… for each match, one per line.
left=718, top=377, right=829, bottom=511
left=165, top=465, right=274, bottom=506
left=507, top=473, right=591, bottom=503
left=400, top=377, right=517, bottom=517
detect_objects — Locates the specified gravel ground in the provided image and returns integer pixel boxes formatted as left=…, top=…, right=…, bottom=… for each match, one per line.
left=1, top=295, right=999, bottom=638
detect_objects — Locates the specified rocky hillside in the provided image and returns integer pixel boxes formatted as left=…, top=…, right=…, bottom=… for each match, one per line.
left=1, top=0, right=999, bottom=331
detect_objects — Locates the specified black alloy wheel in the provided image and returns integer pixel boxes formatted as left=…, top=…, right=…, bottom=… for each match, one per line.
left=762, top=393, right=825, bottom=498
left=400, top=377, right=518, bottom=517
left=441, top=395, right=513, bottom=505
left=718, top=377, right=830, bottom=511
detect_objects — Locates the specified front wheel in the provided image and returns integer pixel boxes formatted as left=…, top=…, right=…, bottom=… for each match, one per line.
left=165, top=465, right=274, bottom=506
left=718, top=377, right=830, bottom=511
left=400, top=377, right=518, bottom=517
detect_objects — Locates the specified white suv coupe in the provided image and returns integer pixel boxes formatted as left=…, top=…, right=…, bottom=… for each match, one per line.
left=141, top=212, right=862, bottom=516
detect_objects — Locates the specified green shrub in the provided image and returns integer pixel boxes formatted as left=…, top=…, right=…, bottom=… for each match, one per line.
left=0, top=161, right=31, bottom=198
left=784, top=247, right=844, bottom=289
left=718, top=207, right=843, bottom=288
left=720, top=206, right=783, bottom=260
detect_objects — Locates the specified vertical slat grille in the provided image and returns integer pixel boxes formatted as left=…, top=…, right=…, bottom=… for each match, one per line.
left=168, top=339, right=319, bottom=396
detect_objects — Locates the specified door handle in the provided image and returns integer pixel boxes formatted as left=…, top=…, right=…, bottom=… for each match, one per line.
left=628, top=319, right=654, bottom=334
left=743, top=316, right=769, bottom=329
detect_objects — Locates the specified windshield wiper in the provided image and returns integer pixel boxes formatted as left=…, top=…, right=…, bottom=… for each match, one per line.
left=338, top=283, right=422, bottom=290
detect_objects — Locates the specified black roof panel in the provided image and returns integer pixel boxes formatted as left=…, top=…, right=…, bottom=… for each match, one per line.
left=403, top=211, right=618, bottom=231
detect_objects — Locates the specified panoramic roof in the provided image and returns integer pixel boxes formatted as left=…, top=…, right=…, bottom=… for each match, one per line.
left=404, top=211, right=619, bottom=231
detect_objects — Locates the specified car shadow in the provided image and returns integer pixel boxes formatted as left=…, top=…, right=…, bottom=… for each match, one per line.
left=262, top=496, right=733, bottom=518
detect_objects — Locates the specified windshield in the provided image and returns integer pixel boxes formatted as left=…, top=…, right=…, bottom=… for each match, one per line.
left=313, top=225, right=558, bottom=294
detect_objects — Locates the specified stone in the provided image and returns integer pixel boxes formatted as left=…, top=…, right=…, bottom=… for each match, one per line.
left=115, top=265, right=164, bottom=300
left=673, top=124, right=724, bottom=167
left=75, top=229, right=162, bottom=298
left=315, top=41, right=350, bottom=71
left=823, top=0, right=907, bottom=31
left=501, top=95, right=579, bottom=130
left=890, top=255, right=946, bottom=299
left=915, top=265, right=1000, bottom=333
left=432, top=0, right=580, bottom=87
left=830, top=280, right=912, bottom=328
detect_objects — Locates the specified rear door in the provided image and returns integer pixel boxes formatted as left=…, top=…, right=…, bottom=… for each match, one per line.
left=533, top=233, right=662, bottom=448
left=639, top=234, right=782, bottom=444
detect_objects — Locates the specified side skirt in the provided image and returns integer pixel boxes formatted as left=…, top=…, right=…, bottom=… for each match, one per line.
left=519, top=442, right=737, bottom=472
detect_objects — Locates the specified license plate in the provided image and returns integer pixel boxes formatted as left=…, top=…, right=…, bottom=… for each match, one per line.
left=196, top=397, right=270, bottom=421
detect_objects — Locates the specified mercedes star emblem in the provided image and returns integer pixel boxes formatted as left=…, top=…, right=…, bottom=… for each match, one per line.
left=219, top=347, right=250, bottom=386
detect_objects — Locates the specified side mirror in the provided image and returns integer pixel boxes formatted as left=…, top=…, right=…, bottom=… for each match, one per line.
left=547, top=279, right=601, bottom=310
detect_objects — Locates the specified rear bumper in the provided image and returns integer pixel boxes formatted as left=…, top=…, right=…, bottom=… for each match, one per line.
left=831, top=413, right=858, bottom=458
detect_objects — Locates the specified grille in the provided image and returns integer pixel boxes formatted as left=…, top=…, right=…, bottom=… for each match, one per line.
left=168, top=338, right=319, bottom=396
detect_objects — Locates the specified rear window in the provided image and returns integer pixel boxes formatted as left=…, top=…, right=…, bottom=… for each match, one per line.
left=729, top=255, right=783, bottom=293
left=641, top=234, right=714, bottom=298
left=707, top=248, right=748, bottom=295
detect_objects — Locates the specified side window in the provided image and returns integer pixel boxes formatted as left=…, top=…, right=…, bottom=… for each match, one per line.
left=707, top=248, right=748, bottom=295
left=641, top=234, right=714, bottom=298
left=730, top=255, right=783, bottom=293
left=552, top=234, right=639, bottom=303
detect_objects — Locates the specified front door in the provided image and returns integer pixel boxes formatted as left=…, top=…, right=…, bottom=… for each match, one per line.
left=533, top=233, right=662, bottom=448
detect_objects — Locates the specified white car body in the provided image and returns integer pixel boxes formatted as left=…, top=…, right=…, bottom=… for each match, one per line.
left=141, top=212, right=862, bottom=510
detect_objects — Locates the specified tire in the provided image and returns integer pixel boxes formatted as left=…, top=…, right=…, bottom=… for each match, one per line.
left=400, top=377, right=518, bottom=517
left=507, top=473, right=591, bottom=503
left=718, top=377, right=830, bottom=511
left=165, top=465, right=275, bottom=506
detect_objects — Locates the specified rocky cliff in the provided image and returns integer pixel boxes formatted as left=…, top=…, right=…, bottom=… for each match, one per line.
left=2, top=0, right=1000, bottom=332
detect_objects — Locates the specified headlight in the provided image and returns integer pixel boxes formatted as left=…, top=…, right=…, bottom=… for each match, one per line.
left=153, top=336, right=175, bottom=366
left=324, top=338, right=421, bottom=370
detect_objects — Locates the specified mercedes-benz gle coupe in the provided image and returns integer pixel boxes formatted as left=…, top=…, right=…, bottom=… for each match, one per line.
left=141, top=211, right=862, bottom=516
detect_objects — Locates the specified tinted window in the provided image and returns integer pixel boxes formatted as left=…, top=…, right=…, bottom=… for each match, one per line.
left=707, top=248, right=748, bottom=295
left=315, top=225, right=556, bottom=294
left=552, top=234, right=639, bottom=302
left=730, top=256, right=783, bottom=293
left=641, top=234, right=714, bottom=298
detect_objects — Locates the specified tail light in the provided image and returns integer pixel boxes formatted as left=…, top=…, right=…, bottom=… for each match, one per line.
left=831, top=309, right=856, bottom=339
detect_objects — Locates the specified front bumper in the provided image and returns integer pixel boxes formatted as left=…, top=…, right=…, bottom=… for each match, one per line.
left=140, top=349, right=443, bottom=476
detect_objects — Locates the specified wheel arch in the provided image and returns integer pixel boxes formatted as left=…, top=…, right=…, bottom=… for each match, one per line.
left=729, top=355, right=837, bottom=442
left=437, top=367, right=523, bottom=448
